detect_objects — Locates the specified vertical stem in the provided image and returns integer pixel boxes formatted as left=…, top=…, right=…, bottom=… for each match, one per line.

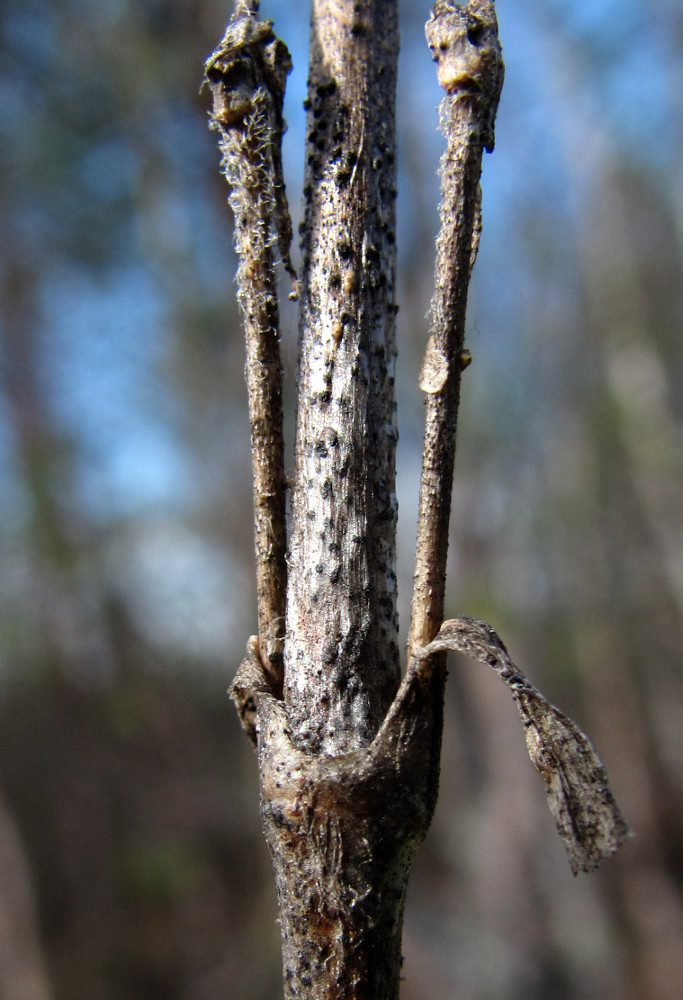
left=285, top=0, right=401, bottom=753
left=204, top=8, right=294, bottom=693
left=243, top=215, right=288, bottom=694
left=407, top=0, right=504, bottom=660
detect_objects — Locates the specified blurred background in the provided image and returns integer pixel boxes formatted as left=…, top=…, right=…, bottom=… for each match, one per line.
left=1, top=0, right=682, bottom=997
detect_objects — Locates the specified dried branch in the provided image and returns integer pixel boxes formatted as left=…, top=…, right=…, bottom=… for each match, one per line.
left=416, top=618, right=632, bottom=874
left=407, top=0, right=504, bottom=659
left=403, top=2, right=630, bottom=876
left=209, top=2, right=631, bottom=996
left=204, top=7, right=295, bottom=694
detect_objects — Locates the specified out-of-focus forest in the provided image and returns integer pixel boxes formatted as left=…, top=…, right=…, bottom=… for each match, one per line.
left=1, top=0, right=682, bottom=997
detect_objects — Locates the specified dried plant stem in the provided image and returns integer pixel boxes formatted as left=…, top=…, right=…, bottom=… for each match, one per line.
left=284, top=0, right=401, bottom=754
left=208, top=3, right=631, bottom=996
left=241, top=209, right=288, bottom=695
left=403, top=3, right=630, bottom=879
left=408, top=0, right=504, bottom=659
left=204, top=8, right=295, bottom=693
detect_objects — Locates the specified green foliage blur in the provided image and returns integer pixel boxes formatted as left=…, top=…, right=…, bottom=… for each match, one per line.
left=1, top=0, right=682, bottom=998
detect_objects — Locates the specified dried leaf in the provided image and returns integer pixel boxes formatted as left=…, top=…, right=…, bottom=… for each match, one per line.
left=418, top=617, right=632, bottom=874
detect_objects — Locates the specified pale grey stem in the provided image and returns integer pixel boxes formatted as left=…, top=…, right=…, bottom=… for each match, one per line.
left=407, top=0, right=504, bottom=661
left=284, top=0, right=401, bottom=755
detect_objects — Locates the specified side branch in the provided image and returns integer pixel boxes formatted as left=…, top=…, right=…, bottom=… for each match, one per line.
left=407, top=0, right=504, bottom=660
left=204, top=7, right=295, bottom=693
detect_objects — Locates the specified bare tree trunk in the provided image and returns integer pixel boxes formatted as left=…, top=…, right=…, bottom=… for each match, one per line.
left=0, top=793, right=53, bottom=1000
left=205, top=2, right=629, bottom=997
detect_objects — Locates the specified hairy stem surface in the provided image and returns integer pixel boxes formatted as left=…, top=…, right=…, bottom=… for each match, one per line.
left=408, top=0, right=504, bottom=659
left=204, top=7, right=294, bottom=692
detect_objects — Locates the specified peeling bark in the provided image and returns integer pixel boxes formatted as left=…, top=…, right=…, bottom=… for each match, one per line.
left=418, top=618, right=632, bottom=874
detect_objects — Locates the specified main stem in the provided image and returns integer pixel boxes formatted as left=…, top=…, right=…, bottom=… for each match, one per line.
left=284, top=0, right=401, bottom=754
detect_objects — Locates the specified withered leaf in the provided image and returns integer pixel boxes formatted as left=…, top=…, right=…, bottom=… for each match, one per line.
left=418, top=617, right=632, bottom=874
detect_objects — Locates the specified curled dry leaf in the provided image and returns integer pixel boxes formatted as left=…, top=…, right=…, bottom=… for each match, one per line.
left=417, top=616, right=632, bottom=874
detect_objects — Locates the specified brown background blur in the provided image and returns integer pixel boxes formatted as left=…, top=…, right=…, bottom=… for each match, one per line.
left=1, top=0, right=682, bottom=997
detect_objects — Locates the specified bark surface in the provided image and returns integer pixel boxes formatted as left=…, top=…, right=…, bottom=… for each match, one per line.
left=285, top=0, right=401, bottom=756
left=204, top=6, right=293, bottom=693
